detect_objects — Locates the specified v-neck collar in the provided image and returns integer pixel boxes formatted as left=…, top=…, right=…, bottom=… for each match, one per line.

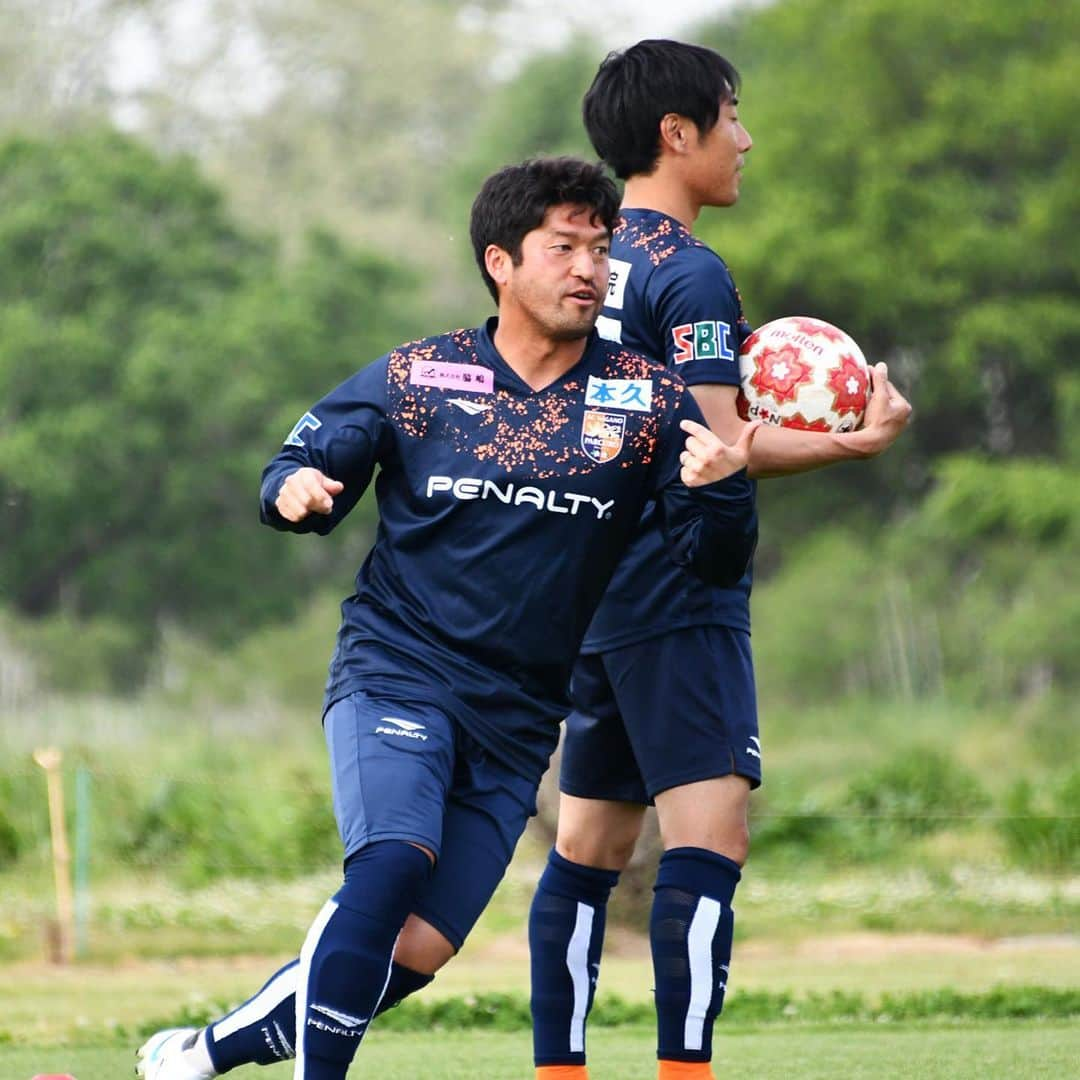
left=477, top=317, right=602, bottom=397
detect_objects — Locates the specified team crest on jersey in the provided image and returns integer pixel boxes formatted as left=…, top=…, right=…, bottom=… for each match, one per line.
left=581, top=409, right=626, bottom=464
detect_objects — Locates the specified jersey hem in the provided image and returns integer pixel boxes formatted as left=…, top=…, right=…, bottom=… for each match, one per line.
left=580, top=613, right=751, bottom=655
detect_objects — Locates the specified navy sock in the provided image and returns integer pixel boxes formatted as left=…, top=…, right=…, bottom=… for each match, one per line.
left=207, top=958, right=300, bottom=1071
left=375, top=961, right=435, bottom=1015
left=296, top=841, right=432, bottom=1080
left=530, top=848, right=620, bottom=1066
left=205, top=958, right=432, bottom=1072
left=651, top=847, right=741, bottom=1063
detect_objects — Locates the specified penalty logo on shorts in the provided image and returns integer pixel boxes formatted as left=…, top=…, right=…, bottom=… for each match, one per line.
left=581, top=409, right=626, bottom=464
left=375, top=717, right=429, bottom=741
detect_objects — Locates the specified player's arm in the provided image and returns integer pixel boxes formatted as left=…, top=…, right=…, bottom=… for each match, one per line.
left=260, top=359, right=391, bottom=535
left=691, top=363, right=912, bottom=480
left=654, top=392, right=760, bottom=588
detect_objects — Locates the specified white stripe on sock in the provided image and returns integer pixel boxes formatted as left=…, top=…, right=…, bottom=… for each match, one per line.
left=567, top=901, right=595, bottom=1054
left=683, top=896, right=722, bottom=1051
left=212, top=962, right=299, bottom=1041
left=294, top=898, right=338, bottom=1080
left=371, top=930, right=401, bottom=1017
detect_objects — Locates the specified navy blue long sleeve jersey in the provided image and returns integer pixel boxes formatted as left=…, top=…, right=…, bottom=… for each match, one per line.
left=584, top=209, right=756, bottom=654
left=260, top=318, right=756, bottom=778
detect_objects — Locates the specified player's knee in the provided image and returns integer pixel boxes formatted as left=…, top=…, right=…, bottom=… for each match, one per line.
left=392, top=914, right=456, bottom=975
left=727, top=821, right=751, bottom=867
left=554, top=796, right=645, bottom=870
left=659, top=813, right=750, bottom=866
left=556, top=829, right=637, bottom=871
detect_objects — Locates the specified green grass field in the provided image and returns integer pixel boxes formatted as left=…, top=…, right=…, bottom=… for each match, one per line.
left=3, top=686, right=1077, bottom=1079
left=8, top=1022, right=1080, bottom=1080
left=2, top=934, right=1078, bottom=1079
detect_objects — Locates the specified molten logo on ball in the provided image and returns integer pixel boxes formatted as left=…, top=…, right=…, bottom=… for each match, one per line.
left=737, top=316, right=869, bottom=432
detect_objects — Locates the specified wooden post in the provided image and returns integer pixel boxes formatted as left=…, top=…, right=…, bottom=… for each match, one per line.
left=33, top=747, right=74, bottom=965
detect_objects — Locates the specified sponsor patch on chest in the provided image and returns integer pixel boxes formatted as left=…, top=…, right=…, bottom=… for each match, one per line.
left=585, top=375, right=653, bottom=412
left=410, top=360, right=494, bottom=393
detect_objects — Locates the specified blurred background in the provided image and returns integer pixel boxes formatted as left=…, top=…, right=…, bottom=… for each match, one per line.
left=0, top=0, right=1077, bottom=1052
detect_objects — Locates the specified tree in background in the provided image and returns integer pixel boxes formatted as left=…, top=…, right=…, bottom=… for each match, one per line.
left=2, top=0, right=1076, bottom=703
left=0, top=131, right=419, bottom=686
left=702, top=0, right=1078, bottom=465
left=1, top=0, right=510, bottom=313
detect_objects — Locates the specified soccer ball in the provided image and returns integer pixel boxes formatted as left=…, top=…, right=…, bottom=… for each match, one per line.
left=736, top=316, right=870, bottom=432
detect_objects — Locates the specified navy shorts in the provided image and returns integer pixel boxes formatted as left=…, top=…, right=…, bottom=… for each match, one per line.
left=559, top=625, right=761, bottom=804
left=324, top=690, right=539, bottom=950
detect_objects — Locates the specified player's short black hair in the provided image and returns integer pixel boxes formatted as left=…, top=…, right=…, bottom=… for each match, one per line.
left=583, top=39, right=741, bottom=180
left=470, top=156, right=620, bottom=302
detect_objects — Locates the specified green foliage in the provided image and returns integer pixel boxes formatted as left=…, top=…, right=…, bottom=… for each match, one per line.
left=844, top=748, right=990, bottom=839
left=14, top=614, right=151, bottom=690
left=0, top=769, right=47, bottom=865
left=0, top=130, right=419, bottom=690
left=0, top=740, right=337, bottom=888
left=123, top=759, right=338, bottom=887
left=0, top=810, right=18, bottom=869
left=751, top=529, right=882, bottom=699
left=444, top=39, right=601, bottom=283
left=751, top=803, right=841, bottom=860
left=135, top=986, right=1080, bottom=1037
left=919, top=456, right=1079, bottom=545
left=691, top=0, right=1080, bottom=545
left=999, top=771, right=1080, bottom=872
left=709, top=0, right=1079, bottom=466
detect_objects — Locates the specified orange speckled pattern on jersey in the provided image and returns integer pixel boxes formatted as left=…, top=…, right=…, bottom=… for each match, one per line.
left=385, top=330, right=683, bottom=480
left=619, top=213, right=705, bottom=267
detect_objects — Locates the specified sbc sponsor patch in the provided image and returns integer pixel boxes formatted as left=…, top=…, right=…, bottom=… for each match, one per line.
left=581, top=409, right=626, bottom=464
left=671, top=320, right=735, bottom=364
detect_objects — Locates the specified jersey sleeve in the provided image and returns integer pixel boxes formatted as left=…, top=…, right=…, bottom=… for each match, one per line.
left=259, top=357, right=392, bottom=535
left=652, top=386, right=758, bottom=586
left=650, top=246, right=746, bottom=388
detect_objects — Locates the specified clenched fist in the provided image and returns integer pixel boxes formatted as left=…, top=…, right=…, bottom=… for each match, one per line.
left=275, top=468, right=345, bottom=522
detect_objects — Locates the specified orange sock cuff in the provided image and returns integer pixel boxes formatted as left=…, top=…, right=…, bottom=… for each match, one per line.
left=536, top=1067, right=590, bottom=1080
left=658, top=1061, right=715, bottom=1080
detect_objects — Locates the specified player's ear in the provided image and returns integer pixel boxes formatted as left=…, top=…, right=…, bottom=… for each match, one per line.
left=485, top=244, right=512, bottom=291
left=659, top=113, right=690, bottom=155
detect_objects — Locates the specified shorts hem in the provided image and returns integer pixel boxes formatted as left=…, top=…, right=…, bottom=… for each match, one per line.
left=410, top=902, right=465, bottom=953
left=558, top=777, right=649, bottom=806
left=342, top=830, right=442, bottom=863
left=650, top=762, right=762, bottom=798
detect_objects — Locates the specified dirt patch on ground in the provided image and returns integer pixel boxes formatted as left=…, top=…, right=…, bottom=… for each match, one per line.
left=4, top=932, right=1077, bottom=978
left=467, top=928, right=1080, bottom=965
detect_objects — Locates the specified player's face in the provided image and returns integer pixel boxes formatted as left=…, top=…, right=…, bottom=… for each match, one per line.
left=692, top=98, right=752, bottom=208
left=499, top=205, right=610, bottom=342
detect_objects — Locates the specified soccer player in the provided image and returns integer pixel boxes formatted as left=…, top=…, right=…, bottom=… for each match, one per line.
left=528, top=42, right=912, bottom=1080
left=136, top=155, right=762, bottom=1080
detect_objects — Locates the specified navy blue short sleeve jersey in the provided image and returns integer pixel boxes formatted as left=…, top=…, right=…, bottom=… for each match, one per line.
left=260, top=319, right=756, bottom=779
left=583, top=209, right=756, bottom=653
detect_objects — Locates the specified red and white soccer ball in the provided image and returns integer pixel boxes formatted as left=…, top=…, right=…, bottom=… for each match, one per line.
left=736, top=316, right=870, bottom=432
